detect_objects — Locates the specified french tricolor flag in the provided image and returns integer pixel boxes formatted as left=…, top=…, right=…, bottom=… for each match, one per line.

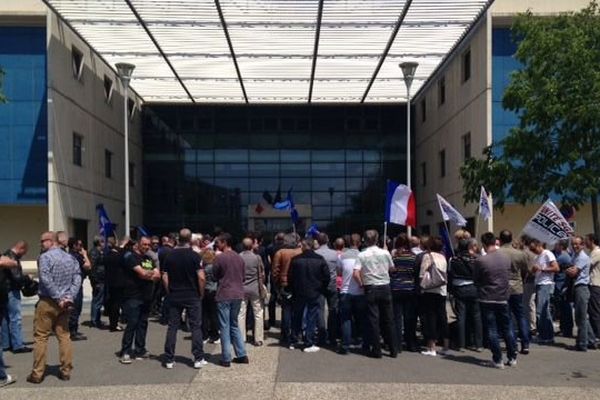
left=385, top=180, right=416, bottom=228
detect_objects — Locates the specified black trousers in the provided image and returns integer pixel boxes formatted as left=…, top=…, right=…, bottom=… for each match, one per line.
left=421, top=292, right=449, bottom=342
left=107, top=286, right=123, bottom=330
left=164, top=297, right=204, bottom=363
left=202, top=291, right=219, bottom=341
left=364, top=284, right=397, bottom=355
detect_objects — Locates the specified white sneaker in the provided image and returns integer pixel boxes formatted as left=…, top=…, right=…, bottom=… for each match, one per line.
left=492, top=361, right=505, bottom=369
left=165, top=362, right=175, bottom=369
left=438, top=348, right=450, bottom=356
left=0, top=374, right=16, bottom=387
left=505, top=358, right=517, bottom=367
left=303, top=345, right=320, bottom=353
left=194, top=359, right=208, bottom=369
left=119, top=354, right=132, bottom=364
left=420, top=350, right=437, bottom=357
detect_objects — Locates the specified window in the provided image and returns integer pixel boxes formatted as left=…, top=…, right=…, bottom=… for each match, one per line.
left=439, top=149, right=446, bottom=177
left=462, top=48, right=472, bottom=82
left=71, top=46, right=84, bottom=80
left=421, top=98, right=427, bottom=122
left=73, top=133, right=83, bottom=166
left=462, top=132, right=471, bottom=160
left=438, top=76, right=446, bottom=105
left=103, top=75, right=113, bottom=103
left=128, top=98, right=136, bottom=119
left=421, top=162, right=427, bottom=186
left=420, top=225, right=430, bottom=236
left=105, top=150, right=112, bottom=178
left=129, top=163, right=135, bottom=187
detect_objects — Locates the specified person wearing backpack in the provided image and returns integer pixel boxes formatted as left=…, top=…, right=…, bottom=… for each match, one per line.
left=448, top=238, right=483, bottom=352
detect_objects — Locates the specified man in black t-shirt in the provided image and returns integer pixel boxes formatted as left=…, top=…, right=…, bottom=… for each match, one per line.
left=119, top=237, right=160, bottom=364
left=162, top=228, right=206, bottom=369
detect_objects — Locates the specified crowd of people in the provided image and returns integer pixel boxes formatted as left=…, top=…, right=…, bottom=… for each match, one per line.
left=1, top=225, right=600, bottom=387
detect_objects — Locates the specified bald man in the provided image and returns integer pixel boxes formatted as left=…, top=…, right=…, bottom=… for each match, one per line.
left=238, top=237, right=265, bottom=346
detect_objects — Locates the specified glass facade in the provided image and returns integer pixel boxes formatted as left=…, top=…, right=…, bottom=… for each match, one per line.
left=0, top=27, right=47, bottom=204
left=143, top=105, right=407, bottom=237
left=491, top=27, right=520, bottom=146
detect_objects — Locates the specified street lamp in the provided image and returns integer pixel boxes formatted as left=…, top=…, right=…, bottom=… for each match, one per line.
left=400, top=61, right=418, bottom=237
left=116, top=62, right=135, bottom=237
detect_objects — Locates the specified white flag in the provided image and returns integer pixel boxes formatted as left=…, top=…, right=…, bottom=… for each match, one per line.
left=479, top=186, right=492, bottom=221
left=522, top=200, right=574, bottom=245
left=436, top=194, right=467, bottom=227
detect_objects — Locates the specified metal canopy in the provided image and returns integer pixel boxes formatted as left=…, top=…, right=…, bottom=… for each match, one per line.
left=43, top=0, right=492, bottom=103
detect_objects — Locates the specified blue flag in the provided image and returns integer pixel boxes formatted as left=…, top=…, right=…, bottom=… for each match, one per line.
left=439, top=224, right=454, bottom=259
left=137, top=226, right=151, bottom=237
left=96, top=204, right=116, bottom=238
left=306, top=224, right=320, bottom=238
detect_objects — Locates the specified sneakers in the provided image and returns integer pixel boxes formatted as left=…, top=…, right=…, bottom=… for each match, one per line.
left=437, top=348, right=450, bottom=356
left=0, top=374, right=17, bottom=388
left=70, top=332, right=88, bottom=341
left=288, top=344, right=295, bottom=350
left=421, top=350, right=437, bottom=357
left=194, top=359, right=209, bottom=369
left=493, top=362, right=505, bottom=369
left=232, top=356, right=249, bottom=364
left=303, top=345, right=320, bottom=353
left=135, top=351, right=150, bottom=360
left=208, top=338, right=220, bottom=344
left=165, top=362, right=175, bottom=369
left=505, top=358, right=517, bottom=367
left=12, top=347, right=33, bottom=354
left=119, top=354, right=132, bottom=364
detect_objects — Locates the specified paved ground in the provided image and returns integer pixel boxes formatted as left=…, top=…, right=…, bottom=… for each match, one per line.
left=3, top=312, right=600, bottom=399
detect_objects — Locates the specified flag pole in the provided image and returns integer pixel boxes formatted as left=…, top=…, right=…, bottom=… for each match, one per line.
left=443, top=220, right=456, bottom=257
left=383, top=221, right=388, bottom=250
left=474, top=204, right=480, bottom=238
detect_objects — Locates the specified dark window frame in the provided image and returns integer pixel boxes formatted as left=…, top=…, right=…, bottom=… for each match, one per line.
left=421, top=98, right=427, bottom=122
left=439, top=149, right=446, bottom=178
left=105, top=149, right=113, bottom=178
left=462, top=132, right=471, bottom=161
left=462, top=48, right=472, bottom=83
left=438, top=76, right=446, bottom=106
left=129, top=162, right=135, bottom=187
left=103, top=75, right=114, bottom=103
left=71, top=46, right=84, bottom=81
left=73, top=132, right=83, bottom=167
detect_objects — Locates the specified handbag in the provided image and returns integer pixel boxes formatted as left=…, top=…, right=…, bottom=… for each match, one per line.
left=257, top=255, right=271, bottom=303
left=21, top=278, right=39, bottom=297
left=420, top=252, right=447, bottom=290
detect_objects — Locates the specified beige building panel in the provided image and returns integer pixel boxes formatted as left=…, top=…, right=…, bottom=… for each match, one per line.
left=414, top=16, right=490, bottom=233
left=0, top=206, right=48, bottom=262
left=494, top=204, right=594, bottom=239
left=47, top=11, right=144, bottom=243
left=491, top=0, right=592, bottom=16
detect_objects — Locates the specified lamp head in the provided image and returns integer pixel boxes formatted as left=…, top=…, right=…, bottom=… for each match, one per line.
left=115, top=62, right=136, bottom=87
left=399, top=61, right=419, bottom=91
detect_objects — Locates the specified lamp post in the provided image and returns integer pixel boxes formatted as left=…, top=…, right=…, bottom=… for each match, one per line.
left=400, top=61, right=418, bottom=237
left=115, top=62, right=135, bottom=237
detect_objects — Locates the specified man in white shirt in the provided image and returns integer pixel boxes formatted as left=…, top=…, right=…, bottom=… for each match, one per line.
left=353, top=230, right=397, bottom=358
left=528, top=238, right=559, bottom=344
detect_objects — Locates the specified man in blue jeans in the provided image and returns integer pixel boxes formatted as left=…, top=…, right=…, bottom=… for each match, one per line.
left=474, top=232, right=517, bottom=369
left=566, top=236, right=597, bottom=351
left=1, top=241, right=31, bottom=353
left=0, top=253, right=19, bottom=386
left=529, top=238, right=559, bottom=344
left=498, top=230, right=532, bottom=354
left=213, top=233, right=248, bottom=367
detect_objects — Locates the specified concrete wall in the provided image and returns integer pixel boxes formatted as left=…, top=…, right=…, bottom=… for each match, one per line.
left=47, top=11, right=144, bottom=244
left=413, top=16, right=490, bottom=235
left=0, top=205, right=47, bottom=264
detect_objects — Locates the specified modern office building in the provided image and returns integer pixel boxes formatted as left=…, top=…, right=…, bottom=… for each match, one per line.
left=413, top=0, right=594, bottom=237
left=0, top=0, right=593, bottom=264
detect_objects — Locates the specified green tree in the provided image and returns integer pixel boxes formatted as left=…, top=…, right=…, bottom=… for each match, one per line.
left=460, top=1, right=600, bottom=235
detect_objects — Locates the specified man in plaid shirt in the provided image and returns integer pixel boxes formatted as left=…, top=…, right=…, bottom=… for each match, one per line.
left=27, top=231, right=81, bottom=384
